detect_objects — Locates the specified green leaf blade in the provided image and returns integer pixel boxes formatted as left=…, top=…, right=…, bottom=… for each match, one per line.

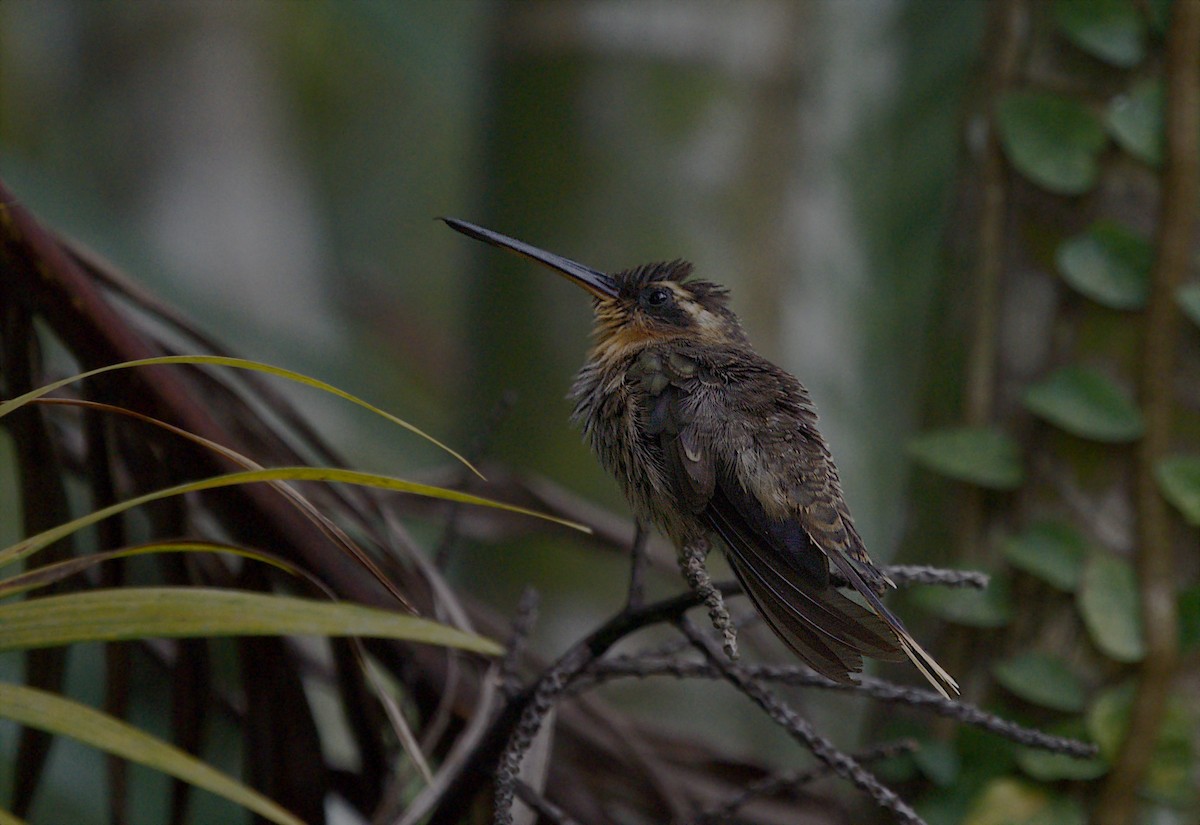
left=0, top=683, right=304, bottom=825
left=0, top=465, right=588, bottom=570
left=1055, top=221, right=1152, bottom=309
left=907, top=427, right=1024, bottom=490
left=1023, top=365, right=1144, bottom=442
left=997, top=91, right=1106, bottom=195
left=0, top=587, right=504, bottom=655
left=0, top=354, right=481, bottom=478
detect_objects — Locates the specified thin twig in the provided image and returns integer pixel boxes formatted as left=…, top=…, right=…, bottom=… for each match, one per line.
left=502, top=587, right=541, bottom=696
left=680, top=539, right=738, bottom=658
left=426, top=585, right=736, bottom=825
left=877, top=565, right=989, bottom=589
left=578, top=656, right=1095, bottom=758
left=493, top=647, right=591, bottom=825
left=626, top=521, right=650, bottom=610
left=513, top=780, right=582, bottom=825
left=689, top=740, right=918, bottom=825
left=678, top=618, right=925, bottom=825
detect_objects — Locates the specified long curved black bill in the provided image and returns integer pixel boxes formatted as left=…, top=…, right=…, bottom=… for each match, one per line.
left=441, top=217, right=619, bottom=299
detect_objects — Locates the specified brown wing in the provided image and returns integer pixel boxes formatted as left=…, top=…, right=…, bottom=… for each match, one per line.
left=643, top=351, right=903, bottom=683
left=722, top=354, right=959, bottom=696
left=705, top=472, right=907, bottom=682
left=652, top=346, right=957, bottom=695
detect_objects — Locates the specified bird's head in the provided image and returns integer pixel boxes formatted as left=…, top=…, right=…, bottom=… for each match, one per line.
left=442, top=218, right=747, bottom=361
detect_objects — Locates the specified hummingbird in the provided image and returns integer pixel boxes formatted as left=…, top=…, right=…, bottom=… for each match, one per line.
left=443, top=217, right=957, bottom=698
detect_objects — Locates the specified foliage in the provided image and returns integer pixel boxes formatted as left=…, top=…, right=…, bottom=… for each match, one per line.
left=1055, top=221, right=1153, bottom=310
left=903, top=1, right=1199, bottom=823
left=3, top=2, right=1196, bottom=823
left=996, top=90, right=1107, bottom=195
left=906, top=427, right=1023, bottom=490
left=1023, top=365, right=1144, bottom=443
left=0, top=351, right=549, bottom=823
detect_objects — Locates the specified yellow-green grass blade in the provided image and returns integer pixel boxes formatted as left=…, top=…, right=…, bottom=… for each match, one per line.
left=29, top=396, right=414, bottom=610
left=0, top=539, right=443, bottom=785
left=0, top=466, right=589, bottom=569
left=0, top=682, right=303, bottom=825
left=0, top=541, right=306, bottom=600
left=0, top=587, right=503, bottom=655
left=0, top=354, right=481, bottom=478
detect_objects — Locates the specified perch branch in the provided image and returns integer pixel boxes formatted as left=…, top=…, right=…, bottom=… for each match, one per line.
left=690, top=740, right=918, bottom=825
left=678, top=618, right=925, bottom=825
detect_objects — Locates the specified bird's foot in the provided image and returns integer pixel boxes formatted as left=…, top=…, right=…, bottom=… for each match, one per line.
left=680, top=541, right=738, bottom=659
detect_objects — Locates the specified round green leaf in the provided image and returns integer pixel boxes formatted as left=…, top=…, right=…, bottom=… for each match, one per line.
left=964, top=778, right=1085, bottom=825
left=1087, top=682, right=1198, bottom=803
left=963, top=778, right=1047, bottom=825
left=1078, top=553, right=1144, bottom=662
left=907, top=427, right=1024, bottom=490
left=997, top=91, right=1107, bottom=195
left=1156, top=455, right=1200, bottom=526
left=1178, top=283, right=1200, bottom=329
left=913, top=739, right=960, bottom=787
left=992, top=652, right=1086, bottom=712
left=1029, top=795, right=1085, bottom=825
left=1003, top=520, right=1089, bottom=591
left=1011, top=721, right=1104, bottom=783
left=911, top=575, right=1012, bottom=628
left=1052, top=0, right=1146, bottom=68
left=1023, top=365, right=1144, bottom=442
left=1016, top=746, right=1108, bottom=781
left=1106, top=80, right=1164, bottom=166
left=1055, top=221, right=1152, bottom=309
left=1087, top=681, right=1135, bottom=759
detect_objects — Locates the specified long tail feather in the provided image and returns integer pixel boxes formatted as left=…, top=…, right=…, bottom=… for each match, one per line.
left=824, top=548, right=959, bottom=698
left=707, top=503, right=906, bottom=684
left=707, top=499, right=901, bottom=659
left=727, top=556, right=862, bottom=682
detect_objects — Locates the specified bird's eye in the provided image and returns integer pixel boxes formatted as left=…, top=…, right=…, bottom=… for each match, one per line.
left=643, top=287, right=672, bottom=308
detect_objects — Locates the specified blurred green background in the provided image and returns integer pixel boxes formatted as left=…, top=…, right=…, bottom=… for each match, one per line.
left=0, top=0, right=980, bottom=633
left=0, top=1, right=979, bottom=821
left=0, top=0, right=978, bottom=533
left=8, top=2, right=1195, bottom=824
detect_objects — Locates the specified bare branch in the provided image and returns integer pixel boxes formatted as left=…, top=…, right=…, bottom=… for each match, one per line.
left=678, top=617, right=926, bottom=825
left=690, top=740, right=918, bottom=825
